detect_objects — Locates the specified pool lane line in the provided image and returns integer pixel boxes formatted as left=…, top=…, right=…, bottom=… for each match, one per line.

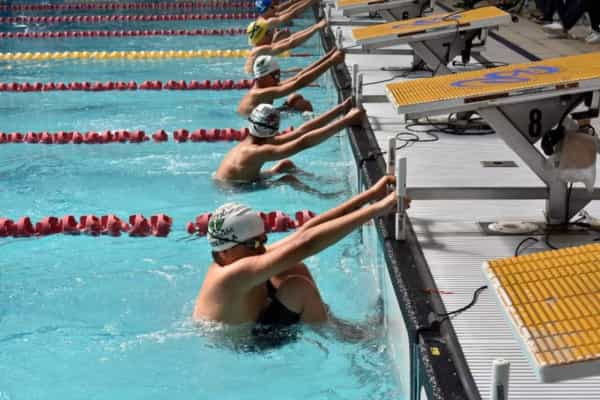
left=0, top=49, right=316, bottom=61
left=0, top=28, right=255, bottom=39
left=0, top=13, right=257, bottom=24
left=0, top=1, right=254, bottom=12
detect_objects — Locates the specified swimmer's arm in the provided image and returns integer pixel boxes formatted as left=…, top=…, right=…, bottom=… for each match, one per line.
left=273, top=98, right=352, bottom=144
left=244, top=46, right=272, bottom=74
left=267, top=0, right=314, bottom=26
left=229, top=191, right=396, bottom=289
left=269, top=50, right=340, bottom=98
left=299, top=175, right=399, bottom=232
left=261, top=108, right=360, bottom=159
left=272, top=0, right=298, bottom=13
left=270, top=20, right=326, bottom=55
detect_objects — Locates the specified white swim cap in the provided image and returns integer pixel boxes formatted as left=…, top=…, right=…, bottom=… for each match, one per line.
left=207, top=203, right=265, bottom=252
left=248, top=104, right=280, bottom=137
left=253, top=55, right=280, bottom=79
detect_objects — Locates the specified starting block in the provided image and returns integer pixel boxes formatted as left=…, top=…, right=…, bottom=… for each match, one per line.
left=385, top=52, right=600, bottom=224
left=336, top=0, right=432, bottom=22
left=483, top=243, right=600, bottom=383
left=351, top=7, right=511, bottom=75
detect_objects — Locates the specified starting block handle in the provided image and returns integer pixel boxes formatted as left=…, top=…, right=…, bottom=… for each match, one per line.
left=387, top=137, right=396, bottom=175
left=491, top=358, right=510, bottom=400
left=396, top=156, right=407, bottom=241
left=335, top=27, right=343, bottom=49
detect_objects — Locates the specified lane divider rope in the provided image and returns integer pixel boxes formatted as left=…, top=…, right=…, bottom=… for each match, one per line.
left=0, top=79, right=255, bottom=92
left=0, top=1, right=254, bottom=11
left=0, top=28, right=263, bottom=39
left=0, top=127, right=295, bottom=144
left=0, top=210, right=316, bottom=238
left=0, top=49, right=269, bottom=60
left=0, top=13, right=256, bottom=24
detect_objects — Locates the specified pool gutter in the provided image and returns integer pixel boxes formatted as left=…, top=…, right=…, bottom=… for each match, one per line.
left=316, top=7, right=481, bottom=400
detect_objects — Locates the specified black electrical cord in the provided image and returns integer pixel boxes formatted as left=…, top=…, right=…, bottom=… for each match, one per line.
left=435, top=285, right=488, bottom=326
left=451, top=60, right=509, bottom=68
left=358, top=130, right=440, bottom=165
left=514, top=237, right=540, bottom=256
left=405, top=115, right=495, bottom=136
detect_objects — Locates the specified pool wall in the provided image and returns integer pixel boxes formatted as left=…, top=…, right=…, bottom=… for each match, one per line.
left=316, top=5, right=481, bottom=400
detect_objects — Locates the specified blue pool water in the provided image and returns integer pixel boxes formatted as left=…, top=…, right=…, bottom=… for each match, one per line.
left=0, top=7, right=403, bottom=400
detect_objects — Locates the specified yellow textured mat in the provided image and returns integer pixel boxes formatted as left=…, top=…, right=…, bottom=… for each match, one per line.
left=386, top=52, right=600, bottom=113
left=483, top=243, right=600, bottom=382
left=353, top=6, right=509, bottom=41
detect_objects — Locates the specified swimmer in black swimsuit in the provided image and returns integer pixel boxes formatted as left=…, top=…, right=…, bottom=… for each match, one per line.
left=193, top=176, right=409, bottom=346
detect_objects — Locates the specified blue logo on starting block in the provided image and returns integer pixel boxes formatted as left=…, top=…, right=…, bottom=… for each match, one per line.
left=450, top=66, right=560, bottom=88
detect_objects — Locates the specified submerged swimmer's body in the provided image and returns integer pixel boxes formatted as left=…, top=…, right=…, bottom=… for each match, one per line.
left=216, top=98, right=360, bottom=183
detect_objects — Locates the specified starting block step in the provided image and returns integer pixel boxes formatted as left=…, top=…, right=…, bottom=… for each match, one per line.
left=483, top=243, right=600, bottom=383
left=352, top=6, right=510, bottom=44
left=386, top=52, right=600, bottom=115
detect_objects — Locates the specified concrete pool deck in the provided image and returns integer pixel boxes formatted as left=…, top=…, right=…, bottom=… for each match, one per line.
left=328, top=2, right=600, bottom=399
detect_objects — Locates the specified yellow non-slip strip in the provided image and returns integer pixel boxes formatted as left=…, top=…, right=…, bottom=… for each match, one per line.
left=386, top=52, right=600, bottom=110
left=485, top=243, right=600, bottom=369
left=353, top=6, right=508, bottom=41
left=0, top=49, right=259, bottom=61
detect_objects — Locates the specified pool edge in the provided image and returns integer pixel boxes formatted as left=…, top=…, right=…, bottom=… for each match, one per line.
left=314, top=5, right=482, bottom=400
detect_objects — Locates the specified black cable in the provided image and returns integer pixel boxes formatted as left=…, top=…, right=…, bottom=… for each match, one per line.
left=514, top=237, right=539, bottom=256
left=452, top=60, right=509, bottom=68
left=435, top=285, right=488, bottom=325
left=405, top=115, right=495, bottom=136
left=362, top=73, right=408, bottom=87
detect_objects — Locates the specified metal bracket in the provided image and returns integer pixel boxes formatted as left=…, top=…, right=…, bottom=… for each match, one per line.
left=476, top=93, right=598, bottom=224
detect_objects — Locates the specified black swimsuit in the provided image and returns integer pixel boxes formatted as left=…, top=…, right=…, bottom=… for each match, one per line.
left=256, top=280, right=301, bottom=326
left=251, top=280, right=301, bottom=349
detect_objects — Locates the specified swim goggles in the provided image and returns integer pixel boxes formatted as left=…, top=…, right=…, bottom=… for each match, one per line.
left=208, top=232, right=268, bottom=250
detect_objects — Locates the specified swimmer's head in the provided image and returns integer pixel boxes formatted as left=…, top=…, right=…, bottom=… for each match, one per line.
left=208, top=203, right=266, bottom=255
left=248, top=104, right=280, bottom=138
left=255, top=0, right=272, bottom=15
left=247, top=20, right=271, bottom=46
left=253, top=55, right=280, bottom=83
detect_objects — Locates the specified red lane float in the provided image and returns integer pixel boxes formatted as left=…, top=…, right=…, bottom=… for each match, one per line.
left=0, top=214, right=172, bottom=238
left=0, top=13, right=257, bottom=24
left=187, top=210, right=316, bottom=236
left=0, top=127, right=274, bottom=144
left=0, top=28, right=256, bottom=39
left=0, top=1, right=253, bottom=11
left=0, top=79, right=253, bottom=92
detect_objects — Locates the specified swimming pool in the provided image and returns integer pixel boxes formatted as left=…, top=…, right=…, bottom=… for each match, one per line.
left=0, top=4, right=405, bottom=399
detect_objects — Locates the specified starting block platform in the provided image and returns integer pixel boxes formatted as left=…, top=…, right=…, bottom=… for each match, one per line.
left=483, top=243, right=600, bottom=383
left=385, top=52, right=600, bottom=224
left=351, top=7, right=511, bottom=75
left=336, top=0, right=432, bottom=22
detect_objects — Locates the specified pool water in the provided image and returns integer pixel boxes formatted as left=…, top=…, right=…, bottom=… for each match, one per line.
left=0, top=6, right=403, bottom=400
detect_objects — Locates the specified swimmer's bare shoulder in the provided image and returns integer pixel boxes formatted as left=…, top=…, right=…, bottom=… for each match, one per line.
left=238, top=88, right=274, bottom=116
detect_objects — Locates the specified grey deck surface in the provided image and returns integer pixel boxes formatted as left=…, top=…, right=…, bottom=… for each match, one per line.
left=331, top=4, right=600, bottom=399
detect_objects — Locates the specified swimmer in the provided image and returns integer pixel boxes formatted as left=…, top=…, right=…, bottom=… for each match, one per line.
left=219, top=98, right=360, bottom=183
left=193, top=175, right=404, bottom=333
left=245, top=19, right=327, bottom=74
left=237, top=49, right=345, bottom=116
left=253, top=0, right=317, bottom=41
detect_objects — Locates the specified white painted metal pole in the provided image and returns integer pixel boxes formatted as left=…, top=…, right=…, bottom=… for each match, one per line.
left=396, top=157, right=407, bottom=241
left=491, top=358, right=510, bottom=400
left=335, top=27, right=343, bottom=49
left=387, top=138, right=396, bottom=176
